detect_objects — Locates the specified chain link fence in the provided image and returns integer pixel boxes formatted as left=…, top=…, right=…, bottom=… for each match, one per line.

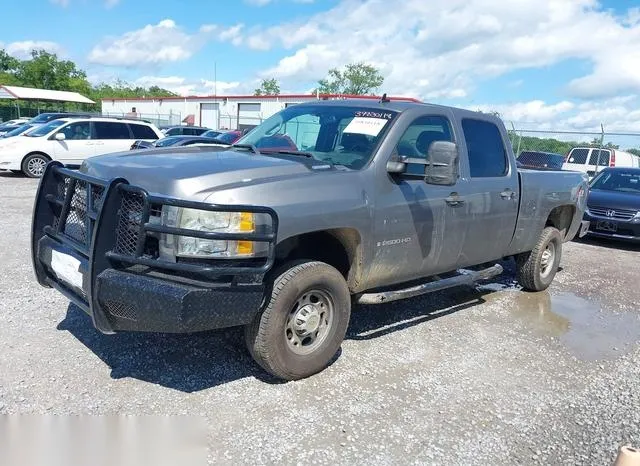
left=508, top=125, right=640, bottom=176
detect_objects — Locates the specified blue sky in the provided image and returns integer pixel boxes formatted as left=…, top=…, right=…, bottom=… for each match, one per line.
left=2, top=0, right=640, bottom=131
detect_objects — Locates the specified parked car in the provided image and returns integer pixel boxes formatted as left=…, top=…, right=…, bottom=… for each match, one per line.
left=27, top=112, right=93, bottom=125
left=583, top=167, right=640, bottom=242
left=0, top=118, right=31, bottom=127
left=160, top=125, right=210, bottom=136
left=0, top=117, right=163, bottom=177
left=31, top=100, right=589, bottom=381
left=210, top=129, right=242, bottom=144
left=516, top=150, right=565, bottom=170
left=0, top=123, right=41, bottom=138
left=563, top=146, right=640, bottom=179
left=130, top=135, right=232, bottom=150
left=201, top=130, right=224, bottom=139
left=0, top=124, right=27, bottom=136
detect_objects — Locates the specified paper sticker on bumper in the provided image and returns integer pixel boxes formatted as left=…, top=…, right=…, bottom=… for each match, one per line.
left=50, top=250, right=83, bottom=289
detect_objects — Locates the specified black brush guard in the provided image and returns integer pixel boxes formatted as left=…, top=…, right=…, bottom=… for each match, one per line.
left=31, top=162, right=279, bottom=334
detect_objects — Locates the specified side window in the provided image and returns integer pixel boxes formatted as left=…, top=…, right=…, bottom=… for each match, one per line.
left=568, top=148, right=589, bottom=164
left=461, top=119, right=508, bottom=178
left=589, top=149, right=610, bottom=166
left=129, top=124, right=158, bottom=139
left=59, top=122, right=91, bottom=140
left=94, top=122, right=132, bottom=140
left=166, top=128, right=180, bottom=136
left=394, top=115, right=453, bottom=176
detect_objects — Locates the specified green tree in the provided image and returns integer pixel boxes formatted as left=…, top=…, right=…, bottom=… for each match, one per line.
left=14, top=50, right=87, bottom=91
left=254, top=78, right=280, bottom=96
left=627, top=148, right=640, bottom=157
left=0, top=50, right=20, bottom=73
left=317, top=62, right=384, bottom=95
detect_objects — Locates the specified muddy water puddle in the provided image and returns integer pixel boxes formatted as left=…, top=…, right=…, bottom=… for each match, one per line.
left=500, top=291, right=640, bottom=360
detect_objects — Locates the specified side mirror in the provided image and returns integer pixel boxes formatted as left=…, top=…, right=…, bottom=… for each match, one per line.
left=54, top=132, right=66, bottom=141
left=386, top=159, right=406, bottom=174
left=424, top=141, right=459, bottom=185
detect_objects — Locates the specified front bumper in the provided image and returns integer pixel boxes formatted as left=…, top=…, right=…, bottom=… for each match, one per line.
left=583, top=213, right=640, bottom=242
left=31, top=162, right=278, bottom=334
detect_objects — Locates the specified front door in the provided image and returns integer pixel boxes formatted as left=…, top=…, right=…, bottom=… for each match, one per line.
left=369, top=114, right=467, bottom=288
left=455, top=117, right=519, bottom=267
left=52, top=121, right=94, bottom=164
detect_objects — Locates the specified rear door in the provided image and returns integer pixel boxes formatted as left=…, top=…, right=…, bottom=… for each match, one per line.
left=455, top=117, right=519, bottom=267
left=92, top=121, right=135, bottom=155
left=51, top=121, right=95, bottom=164
left=587, top=148, right=611, bottom=178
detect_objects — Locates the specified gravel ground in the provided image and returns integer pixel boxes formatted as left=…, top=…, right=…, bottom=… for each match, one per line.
left=1, top=172, right=639, bottom=465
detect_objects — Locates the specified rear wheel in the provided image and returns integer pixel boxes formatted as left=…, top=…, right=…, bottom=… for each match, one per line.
left=245, top=260, right=351, bottom=381
left=21, top=153, right=49, bottom=178
left=516, top=226, right=562, bottom=291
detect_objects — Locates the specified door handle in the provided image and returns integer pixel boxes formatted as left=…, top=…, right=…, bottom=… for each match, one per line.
left=445, top=193, right=465, bottom=207
left=500, top=190, right=516, bottom=200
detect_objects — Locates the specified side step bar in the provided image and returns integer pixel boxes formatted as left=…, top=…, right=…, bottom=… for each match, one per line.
left=356, top=264, right=504, bottom=305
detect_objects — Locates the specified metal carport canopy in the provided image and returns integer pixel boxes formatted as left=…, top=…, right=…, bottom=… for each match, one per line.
left=0, top=85, right=95, bottom=104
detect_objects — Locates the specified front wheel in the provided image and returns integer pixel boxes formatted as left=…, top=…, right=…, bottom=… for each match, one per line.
left=516, top=226, right=563, bottom=291
left=21, top=153, right=49, bottom=178
left=245, top=260, right=351, bottom=381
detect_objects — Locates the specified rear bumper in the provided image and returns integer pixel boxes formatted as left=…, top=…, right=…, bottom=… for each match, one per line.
left=31, top=162, right=277, bottom=334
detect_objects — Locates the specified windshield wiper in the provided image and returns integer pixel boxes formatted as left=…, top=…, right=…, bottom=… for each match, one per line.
left=265, top=149, right=314, bottom=158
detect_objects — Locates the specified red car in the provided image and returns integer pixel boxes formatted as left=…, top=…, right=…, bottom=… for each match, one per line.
left=212, top=130, right=243, bottom=144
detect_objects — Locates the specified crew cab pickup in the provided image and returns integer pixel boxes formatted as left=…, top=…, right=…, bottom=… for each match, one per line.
left=31, top=100, right=590, bottom=380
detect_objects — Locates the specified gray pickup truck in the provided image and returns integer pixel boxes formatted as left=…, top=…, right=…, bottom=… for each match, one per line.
left=31, top=99, right=590, bottom=380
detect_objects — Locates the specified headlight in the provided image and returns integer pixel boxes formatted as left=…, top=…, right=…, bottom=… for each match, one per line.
left=162, top=206, right=265, bottom=258
left=632, top=211, right=640, bottom=224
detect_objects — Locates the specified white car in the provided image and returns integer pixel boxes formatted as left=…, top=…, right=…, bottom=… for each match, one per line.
left=0, top=117, right=163, bottom=177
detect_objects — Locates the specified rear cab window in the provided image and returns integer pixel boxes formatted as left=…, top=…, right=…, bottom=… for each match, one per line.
left=461, top=118, right=508, bottom=177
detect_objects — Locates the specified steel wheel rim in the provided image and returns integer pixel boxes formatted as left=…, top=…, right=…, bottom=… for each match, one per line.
left=540, top=241, right=556, bottom=278
left=27, top=157, right=46, bottom=177
left=285, top=289, right=334, bottom=355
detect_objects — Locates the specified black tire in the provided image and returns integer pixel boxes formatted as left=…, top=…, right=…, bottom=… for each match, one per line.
left=516, top=226, right=563, bottom=291
left=245, top=260, right=351, bottom=381
left=21, top=153, right=49, bottom=178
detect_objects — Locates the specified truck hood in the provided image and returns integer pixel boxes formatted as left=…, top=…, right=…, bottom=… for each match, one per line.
left=587, top=189, right=640, bottom=211
left=81, top=147, right=337, bottom=201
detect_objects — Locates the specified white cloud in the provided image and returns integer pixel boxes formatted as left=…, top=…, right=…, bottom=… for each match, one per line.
left=133, top=76, right=248, bottom=96
left=245, top=0, right=272, bottom=5
left=3, top=41, right=64, bottom=59
left=105, top=0, right=120, bottom=8
left=233, top=0, right=640, bottom=101
left=88, top=19, right=216, bottom=67
left=472, top=96, right=640, bottom=137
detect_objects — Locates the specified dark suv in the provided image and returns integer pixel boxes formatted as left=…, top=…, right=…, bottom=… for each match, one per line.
left=160, top=126, right=210, bottom=136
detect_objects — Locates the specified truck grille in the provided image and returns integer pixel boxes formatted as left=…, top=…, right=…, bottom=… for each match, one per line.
left=588, top=207, right=637, bottom=221
left=54, top=176, right=105, bottom=248
left=114, top=191, right=145, bottom=256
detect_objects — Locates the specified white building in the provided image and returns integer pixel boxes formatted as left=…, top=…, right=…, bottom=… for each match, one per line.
left=100, top=93, right=419, bottom=130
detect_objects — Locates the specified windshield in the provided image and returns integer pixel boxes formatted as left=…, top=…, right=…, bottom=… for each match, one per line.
left=29, top=114, right=56, bottom=124
left=153, top=136, right=183, bottom=147
left=4, top=124, right=36, bottom=137
left=25, top=119, right=66, bottom=137
left=202, top=130, right=222, bottom=138
left=591, top=170, right=640, bottom=194
left=235, top=104, right=398, bottom=169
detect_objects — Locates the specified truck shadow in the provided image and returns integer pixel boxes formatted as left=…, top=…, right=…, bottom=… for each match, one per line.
left=56, top=279, right=507, bottom=392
